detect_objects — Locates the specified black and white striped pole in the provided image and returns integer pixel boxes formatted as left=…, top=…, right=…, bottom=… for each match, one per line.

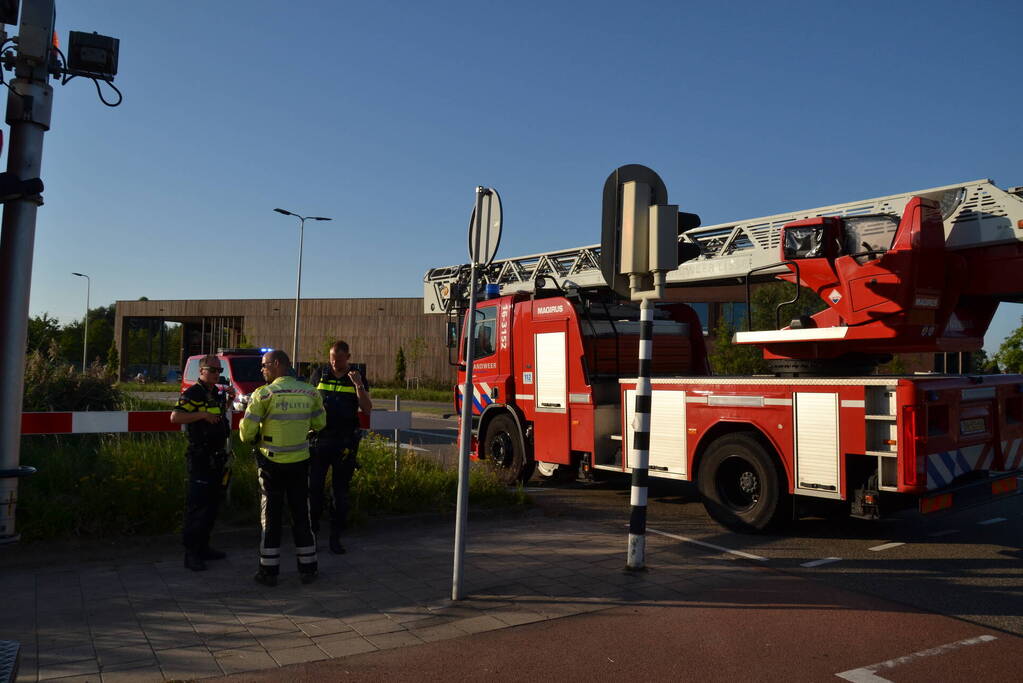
left=627, top=289, right=655, bottom=569
left=599, top=165, right=698, bottom=572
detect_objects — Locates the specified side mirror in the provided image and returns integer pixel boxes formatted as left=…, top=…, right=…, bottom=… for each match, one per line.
left=446, top=321, right=458, bottom=349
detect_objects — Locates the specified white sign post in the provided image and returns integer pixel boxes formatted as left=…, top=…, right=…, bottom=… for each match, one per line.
left=452, top=186, right=501, bottom=601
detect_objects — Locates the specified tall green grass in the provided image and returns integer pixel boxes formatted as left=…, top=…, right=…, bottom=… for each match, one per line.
left=16, top=432, right=526, bottom=541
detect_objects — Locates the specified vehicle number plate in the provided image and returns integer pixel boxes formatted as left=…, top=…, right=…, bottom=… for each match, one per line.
left=960, top=417, right=985, bottom=435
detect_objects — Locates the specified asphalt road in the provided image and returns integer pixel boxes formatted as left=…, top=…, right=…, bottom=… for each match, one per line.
left=371, top=408, right=1023, bottom=638
left=526, top=474, right=1023, bottom=637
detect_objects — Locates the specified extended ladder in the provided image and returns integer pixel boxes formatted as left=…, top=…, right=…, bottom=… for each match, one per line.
left=424, top=179, right=1023, bottom=313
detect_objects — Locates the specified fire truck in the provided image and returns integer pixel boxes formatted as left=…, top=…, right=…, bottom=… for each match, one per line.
left=425, top=176, right=1023, bottom=532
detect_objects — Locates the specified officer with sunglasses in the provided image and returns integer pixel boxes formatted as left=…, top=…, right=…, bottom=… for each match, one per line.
left=170, top=354, right=231, bottom=571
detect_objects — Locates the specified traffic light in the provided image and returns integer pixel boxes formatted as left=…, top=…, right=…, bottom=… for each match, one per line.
left=677, top=211, right=702, bottom=265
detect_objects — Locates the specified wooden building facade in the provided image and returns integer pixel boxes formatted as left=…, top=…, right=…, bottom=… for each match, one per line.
left=114, top=298, right=452, bottom=386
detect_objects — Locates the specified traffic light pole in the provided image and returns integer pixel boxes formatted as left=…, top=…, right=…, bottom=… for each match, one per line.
left=0, top=0, right=56, bottom=543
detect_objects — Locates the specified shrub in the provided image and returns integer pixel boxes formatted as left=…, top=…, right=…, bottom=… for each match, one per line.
left=22, top=341, right=124, bottom=411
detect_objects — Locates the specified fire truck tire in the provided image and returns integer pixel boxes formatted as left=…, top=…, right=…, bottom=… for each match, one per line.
left=482, top=414, right=534, bottom=485
left=697, top=433, right=788, bottom=533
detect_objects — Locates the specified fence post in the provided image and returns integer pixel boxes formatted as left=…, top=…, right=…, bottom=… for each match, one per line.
left=393, top=394, right=400, bottom=474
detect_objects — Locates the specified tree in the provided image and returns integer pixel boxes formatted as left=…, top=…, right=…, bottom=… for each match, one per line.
left=750, top=281, right=826, bottom=331
left=27, top=313, right=61, bottom=353
left=106, top=342, right=120, bottom=375
left=708, top=282, right=827, bottom=375
left=994, top=320, right=1023, bottom=373
left=395, top=346, right=407, bottom=385
left=708, top=317, right=766, bottom=375
left=405, top=336, right=427, bottom=381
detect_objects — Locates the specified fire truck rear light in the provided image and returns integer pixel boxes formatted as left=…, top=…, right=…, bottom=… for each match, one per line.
left=920, top=493, right=953, bottom=514
left=992, top=477, right=1018, bottom=496
left=864, top=494, right=876, bottom=504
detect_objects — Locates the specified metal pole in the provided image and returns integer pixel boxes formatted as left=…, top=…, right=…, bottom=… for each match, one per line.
left=452, top=188, right=485, bottom=600
left=83, top=275, right=90, bottom=370
left=293, top=217, right=305, bottom=371
left=393, top=394, right=400, bottom=475
left=0, top=0, right=57, bottom=543
left=626, top=292, right=653, bottom=571
left=71, top=272, right=90, bottom=372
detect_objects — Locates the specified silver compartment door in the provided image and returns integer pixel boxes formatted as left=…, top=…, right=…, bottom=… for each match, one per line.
left=534, top=332, right=567, bottom=413
left=794, top=392, right=841, bottom=499
left=624, top=388, right=687, bottom=476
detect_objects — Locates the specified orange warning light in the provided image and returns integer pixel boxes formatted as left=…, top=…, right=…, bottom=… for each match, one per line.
left=920, top=493, right=953, bottom=514
left=991, top=477, right=1018, bottom=496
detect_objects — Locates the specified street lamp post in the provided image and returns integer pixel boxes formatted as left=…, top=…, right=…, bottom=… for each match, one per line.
left=71, top=272, right=90, bottom=372
left=273, top=209, right=332, bottom=372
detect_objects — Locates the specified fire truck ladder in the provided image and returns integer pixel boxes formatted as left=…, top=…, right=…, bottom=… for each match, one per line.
left=424, top=179, right=1023, bottom=314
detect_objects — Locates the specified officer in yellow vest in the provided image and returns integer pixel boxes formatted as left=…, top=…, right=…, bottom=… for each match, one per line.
left=239, top=349, right=326, bottom=586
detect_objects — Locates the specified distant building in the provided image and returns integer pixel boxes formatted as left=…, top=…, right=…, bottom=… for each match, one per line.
left=114, top=298, right=450, bottom=386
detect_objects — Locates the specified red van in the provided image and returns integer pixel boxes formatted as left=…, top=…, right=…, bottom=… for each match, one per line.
left=181, top=348, right=266, bottom=406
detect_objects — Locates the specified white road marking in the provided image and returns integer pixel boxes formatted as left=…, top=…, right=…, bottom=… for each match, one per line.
left=835, top=634, right=997, bottom=682
left=801, top=557, right=842, bottom=568
left=868, top=542, right=905, bottom=552
left=978, top=517, right=1007, bottom=525
left=927, top=529, right=959, bottom=538
left=646, top=527, right=769, bottom=562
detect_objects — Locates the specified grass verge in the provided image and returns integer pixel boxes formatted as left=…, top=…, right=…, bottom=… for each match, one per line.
left=116, top=381, right=181, bottom=392
left=16, top=432, right=527, bottom=542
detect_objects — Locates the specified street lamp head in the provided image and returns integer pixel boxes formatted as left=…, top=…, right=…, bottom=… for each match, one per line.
left=309, top=217, right=332, bottom=221
left=72, top=272, right=85, bottom=277
left=273, top=208, right=293, bottom=216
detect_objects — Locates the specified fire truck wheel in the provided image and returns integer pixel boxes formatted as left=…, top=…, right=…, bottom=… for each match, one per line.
left=483, top=414, right=533, bottom=485
left=697, top=433, right=788, bottom=533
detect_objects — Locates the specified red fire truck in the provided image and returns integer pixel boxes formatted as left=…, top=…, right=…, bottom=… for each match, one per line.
left=429, top=177, right=1023, bottom=532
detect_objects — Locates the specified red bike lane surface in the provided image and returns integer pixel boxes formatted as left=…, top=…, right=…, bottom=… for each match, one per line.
left=216, top=569, right=1022, bottom=682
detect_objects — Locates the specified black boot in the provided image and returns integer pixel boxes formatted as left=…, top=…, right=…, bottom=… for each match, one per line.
left=184, top=552, right=207, bottom=572
left=254, top=570, right=278, bottom=587
left=200, top=547, right=227, bottom=561
left=329, top=534, right=346, bottom=555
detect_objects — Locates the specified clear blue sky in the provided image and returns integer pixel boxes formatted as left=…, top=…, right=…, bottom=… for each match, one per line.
left=18, top=0, right=1023, bottom=354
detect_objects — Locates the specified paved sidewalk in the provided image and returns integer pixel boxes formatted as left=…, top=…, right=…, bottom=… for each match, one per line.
left=2, top=511, right=754, bottom=682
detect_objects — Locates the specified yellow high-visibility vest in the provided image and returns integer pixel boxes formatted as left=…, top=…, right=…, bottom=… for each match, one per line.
left=240, top=376, right=326, bottom=463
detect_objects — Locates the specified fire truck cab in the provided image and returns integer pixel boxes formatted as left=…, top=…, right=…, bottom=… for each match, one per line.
left=456, top=284, right=707, bottom=483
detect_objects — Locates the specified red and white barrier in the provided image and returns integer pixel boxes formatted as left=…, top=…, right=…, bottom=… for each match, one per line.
left=20, top=410, right=397, bottom=435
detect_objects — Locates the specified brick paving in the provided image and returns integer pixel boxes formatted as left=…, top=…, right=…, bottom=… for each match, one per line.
left=3, top=512, right=753, bottom=681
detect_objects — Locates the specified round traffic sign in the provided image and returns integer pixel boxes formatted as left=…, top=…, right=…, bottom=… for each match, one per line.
left=468, top=187, right=502, bottom=266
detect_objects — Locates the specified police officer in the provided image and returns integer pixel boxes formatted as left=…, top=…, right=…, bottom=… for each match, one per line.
left=310, top=340, right=372, bottom=554
left=170, top=354, right=231, bottom=572
left=240, top=349, right=326, bottom=586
